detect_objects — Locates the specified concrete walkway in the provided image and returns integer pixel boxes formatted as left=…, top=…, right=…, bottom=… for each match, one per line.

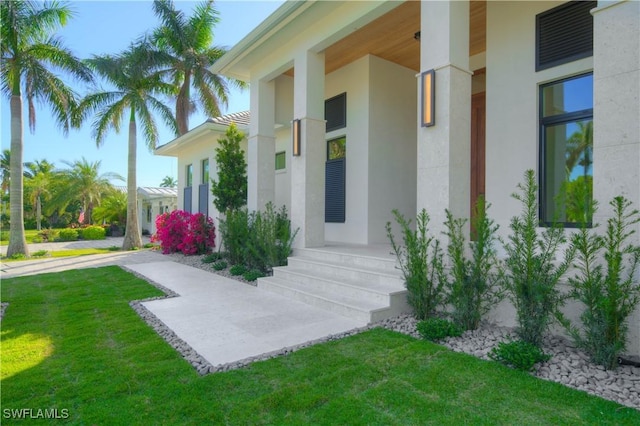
left=2, top=243, right=367, bottom=370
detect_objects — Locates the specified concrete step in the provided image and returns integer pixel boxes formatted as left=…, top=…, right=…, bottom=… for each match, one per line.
left=272, top=266, right=404, bottom=305
left=258, top=276, right=397, bottom=323
left=286, top=256, right=404, bottom=287
left=294, top=247, right=399, bottom=274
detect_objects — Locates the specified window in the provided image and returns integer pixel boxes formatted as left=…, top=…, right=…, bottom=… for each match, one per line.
left=186, top=164, right=193, bottom=187
left=146, top=205, right=152, bottom=223
left=201, top=159, right=209, bottom=184
left=325, top=92, right=346, bottom=132
left=539, top=73, right=593, bottom=225
left=536, top=1, right=595, bottom=71
left=327, top=137, right=346, bottom=160
left=275, top=151, right=286, bottom=171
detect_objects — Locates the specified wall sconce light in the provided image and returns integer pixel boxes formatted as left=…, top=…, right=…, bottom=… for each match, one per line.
left=421, top=69, right=435, bottom=127
left=292, top=119, right=301, bottom=156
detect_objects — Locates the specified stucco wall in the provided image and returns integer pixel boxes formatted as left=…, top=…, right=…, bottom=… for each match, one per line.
left=485, top=0, right=639, bottom=355
left=368, top=55, right=417, bottom=244
left=324, top=55, right=371, bottom=244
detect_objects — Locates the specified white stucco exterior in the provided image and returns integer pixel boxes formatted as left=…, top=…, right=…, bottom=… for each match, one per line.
left=159, top=0, right=639, bottom=355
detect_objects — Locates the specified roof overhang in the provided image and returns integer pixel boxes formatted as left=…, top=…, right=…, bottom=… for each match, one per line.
left=155, top=119, right=248, bottom=157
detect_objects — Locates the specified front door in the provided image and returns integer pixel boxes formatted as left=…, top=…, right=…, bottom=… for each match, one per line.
left=325, top=137, right=346, bottom=223
left=470, top=91, right=486, bottom=229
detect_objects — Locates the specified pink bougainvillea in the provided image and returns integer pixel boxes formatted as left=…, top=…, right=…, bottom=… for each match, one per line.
left=152, top=210, right=215, bottom=255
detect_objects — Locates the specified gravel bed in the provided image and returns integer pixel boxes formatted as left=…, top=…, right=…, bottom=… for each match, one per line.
left=166, top=252, right=257, bottom=286
left=377, top=314, right=640, bottom=410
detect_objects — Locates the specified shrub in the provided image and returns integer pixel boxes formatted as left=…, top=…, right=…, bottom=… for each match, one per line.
left=58, top=228, right=78, bottom=242
left=502, top=170, right=574, bottom=347
left=31, top=250, right=48, bottom=258
left=213, top=261, right=227, bottom=271
left=202, top=252, right=223, bottom=264
left=79, top=225, right=106, bottom=240
left=210, top=123, right=248, bottom=213
left=386, top=209, right=446, bottom=320
left=219, top=208, right=249, bottom=265
left=489, top=340, right=551, bottom=372
left=563, top=196, right=640, bottom=370
left=229, top=264, right=247, bottom=276
left=443, top=197, right=503, bottom=331
left=243, top=269, right=265, bottom=282
left=107, top=246, right=120, bottom=252
left=417, top=318, right=463, bottom=341
left=0, top=231, right=8, bottom=241
left=38, top=228, right=57, bottom=242
left=31, top=235, right=43, bottom=244
left=246, top=203, right=298, bottom=273
left=153, top=210, right=215, bottom=255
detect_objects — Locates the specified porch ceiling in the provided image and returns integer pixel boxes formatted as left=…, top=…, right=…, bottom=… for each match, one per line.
left=286, top=0, right=485, bottom=76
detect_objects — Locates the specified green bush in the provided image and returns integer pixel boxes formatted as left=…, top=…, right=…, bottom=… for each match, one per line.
left=31, top=250, right=48, bottom=258
left=417, top=318, right=464, bottom=341
left=79, top=225, right=106, bottom=240
left=58, top=228, right=79, bottom=242
left=502, top=170, right=574, bottom=347
left=386, top=209, right=446, bottom=320
left=202, top=252, right=223, bottom=264
left=246, top=203, right=297, bottom=273
left=107, top=246, right=120, bottom=252
left=563, top=196, right=640, bottom=370
left=489, top=340, right=551, bottom=372
left=443, top=197, right=503, bottom=331
left=229, top=264, right=247, bottom=276
left=0, top=231, right=8, bottom=241
left=31, top=235, right=43, bottom=244
left=243, top=269, right=265, bottom=282
left=213, top=261, right=227, bottom=271
left=220, top=209, right=250, bottom=265
left=38, top=228, right=57, bottom=242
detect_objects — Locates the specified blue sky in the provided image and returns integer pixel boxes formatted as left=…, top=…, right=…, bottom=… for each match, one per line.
left=1, top=0, right=284, bottom=187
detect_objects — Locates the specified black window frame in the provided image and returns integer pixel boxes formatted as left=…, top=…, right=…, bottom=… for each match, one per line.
left=538, top=72, right=593, bottom=228
left=275, top=151, right=286, bottom=171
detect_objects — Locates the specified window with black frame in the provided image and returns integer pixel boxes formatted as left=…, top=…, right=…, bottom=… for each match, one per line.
left=539, top=72, right=593, bottom=226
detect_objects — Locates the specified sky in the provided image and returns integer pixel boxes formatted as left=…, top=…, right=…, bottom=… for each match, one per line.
left=1, top=0, right=284, bottom=187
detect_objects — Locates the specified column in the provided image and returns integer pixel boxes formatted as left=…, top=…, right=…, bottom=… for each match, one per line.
left=247, top=78, right=276, bottom=212
left=417, top=0, right=471, bottom=235
left=291, top=49, right=325, bottom=248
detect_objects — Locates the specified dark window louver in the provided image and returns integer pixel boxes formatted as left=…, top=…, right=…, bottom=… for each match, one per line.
left=325, top=93, right=347, bottom=132
left=325, top=159, right=345, bottom=223
left=536, top=1, right=596, bottom=71
left=198, top=184, right=208, bottom=216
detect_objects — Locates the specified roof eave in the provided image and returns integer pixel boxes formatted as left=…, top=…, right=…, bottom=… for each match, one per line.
left=155, top=121, right=233, bottom=157
left=209, top=0, right=314, bottom=80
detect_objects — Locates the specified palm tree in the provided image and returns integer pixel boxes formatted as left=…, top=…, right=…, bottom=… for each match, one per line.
left=54, top=158, right=123, bottom=225
left=1, top=149, right=10, bottom=194
left=76, top=42, right=178, bottom=249
left=151, top=0, right=247, bottom=135
left=24, top=159, right=56, bottom=230
left=93, top=188, right=127, bottom=226
left=160, top=175, right=177, bottom=188
left=1, top=0, right=93, bottom=256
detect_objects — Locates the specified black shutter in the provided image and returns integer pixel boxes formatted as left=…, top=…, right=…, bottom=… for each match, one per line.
left=536, top=1, right=596, bottom=71
left=325, top=93, right=347, bottom=132
left=183, top=187, right=192, bottom=213
left=198, top=184, right=208, bottom=216
left=325, top=158, right=345, bottom=223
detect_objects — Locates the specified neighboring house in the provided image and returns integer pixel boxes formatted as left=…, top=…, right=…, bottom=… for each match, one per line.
left=138, top=187, right=178, bottom=235
left=162, top=1, right=640, bottom=354
left=155, top=112, right=264, bottom=231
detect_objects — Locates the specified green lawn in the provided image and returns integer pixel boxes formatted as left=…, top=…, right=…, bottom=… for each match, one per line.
left=1, top=267, right=638, bottom=425
left=0, top=229, right=42, bottom=245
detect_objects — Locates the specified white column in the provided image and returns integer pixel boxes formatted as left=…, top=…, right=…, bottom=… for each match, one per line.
left=417, top=0, right=471, bottom=235
left=247, top=78, right=276, bottom=212
left=291, top=50, right=325, bottom=248
left=592, top=0, right=640, bottom=356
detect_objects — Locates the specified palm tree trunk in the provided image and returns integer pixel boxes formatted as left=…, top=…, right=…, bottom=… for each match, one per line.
left=36, top=195, right=42, bottom=231
left=176, top=75, right=191, bottom=135
left=122, top=111, right=142, bottom=250
left=7, top=95, right=29, bottom=257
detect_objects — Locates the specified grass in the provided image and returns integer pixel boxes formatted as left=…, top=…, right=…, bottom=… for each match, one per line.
left=1, top=248, right=119, bottom=262
left=1, top=229, right=42, bottom=245
left=1, top=267, right=639, bottom=425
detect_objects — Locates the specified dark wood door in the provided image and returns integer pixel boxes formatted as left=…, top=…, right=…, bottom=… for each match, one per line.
left=470, top=92, right=486, bottom=232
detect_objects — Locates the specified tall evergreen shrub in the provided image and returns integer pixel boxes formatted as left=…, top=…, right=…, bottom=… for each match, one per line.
left=564, top=196, right=640, bottom=369
left=210, top=123, right=247, bottom=213
left=387, top=209, right=446, bottom=320
left=444, top=197, right=503, bottom=330
left=502, top=170, right=574, bottom=347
